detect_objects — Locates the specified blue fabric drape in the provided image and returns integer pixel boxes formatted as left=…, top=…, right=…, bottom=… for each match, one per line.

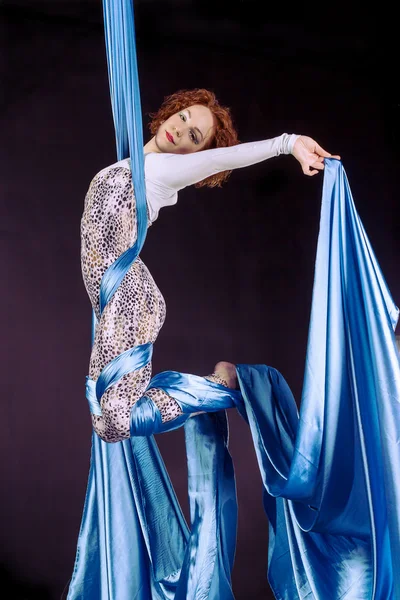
left=234, top=159, right=400, bottom=599
left=100, top=0, right=147, bottom=312
left=67, top=0, right=400, bottom=597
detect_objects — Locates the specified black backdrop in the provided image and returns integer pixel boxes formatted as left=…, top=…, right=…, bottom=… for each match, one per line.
left=1, top=1, right=399, bottom=598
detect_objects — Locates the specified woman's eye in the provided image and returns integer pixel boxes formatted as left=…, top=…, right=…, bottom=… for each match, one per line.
left=189, top=130, right=199, bottom=144
left=179, top=112, right=186, bottom=121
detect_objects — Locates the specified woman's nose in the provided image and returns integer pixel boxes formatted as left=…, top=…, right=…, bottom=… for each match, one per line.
left=174, top=126, right=182, bottom=138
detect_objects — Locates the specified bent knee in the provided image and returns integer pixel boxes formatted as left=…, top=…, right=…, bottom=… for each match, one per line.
left=91, top=406, right=131, bottom=444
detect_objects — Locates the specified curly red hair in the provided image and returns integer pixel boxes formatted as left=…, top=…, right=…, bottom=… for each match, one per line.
left=148, top=88, right=239, bottom=188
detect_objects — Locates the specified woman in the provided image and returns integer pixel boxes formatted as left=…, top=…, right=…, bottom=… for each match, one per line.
left=81, top=88, right=339, bottom=443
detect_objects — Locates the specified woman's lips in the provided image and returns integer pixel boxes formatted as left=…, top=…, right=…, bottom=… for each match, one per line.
left=166, top=131, right=175, bottom=144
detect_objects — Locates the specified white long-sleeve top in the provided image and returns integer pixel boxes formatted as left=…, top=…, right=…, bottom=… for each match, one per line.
left=104, top=133, right=299, bottom=223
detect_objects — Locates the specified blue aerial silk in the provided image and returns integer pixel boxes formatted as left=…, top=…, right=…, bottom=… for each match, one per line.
left=67, top=0, right=400, bottom=597
left=68, top=2, right=239, bottom=598
left=100, top=0, right=147, bottom=312
left=236, top=157, right=400, bottom=599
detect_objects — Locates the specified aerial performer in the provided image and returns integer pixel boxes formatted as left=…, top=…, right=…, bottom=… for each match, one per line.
left=67, top=1, right=400, bottom=598
left=82, top=89, right=336, bottom=443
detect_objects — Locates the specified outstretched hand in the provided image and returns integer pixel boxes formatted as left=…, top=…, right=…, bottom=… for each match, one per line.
left=292, top=135, right=340, bottom=176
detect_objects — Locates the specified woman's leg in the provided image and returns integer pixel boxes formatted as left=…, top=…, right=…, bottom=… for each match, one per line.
left=145, top=362, right=238, bottom=422
left=91, top=349, right=238, bottom=443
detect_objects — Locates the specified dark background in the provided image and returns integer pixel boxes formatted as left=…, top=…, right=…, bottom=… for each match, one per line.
left=1, top=0, right=399, bottom=598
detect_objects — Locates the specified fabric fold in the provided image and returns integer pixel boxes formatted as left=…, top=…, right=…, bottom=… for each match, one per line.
left=234, top=159, right=400, bottom=599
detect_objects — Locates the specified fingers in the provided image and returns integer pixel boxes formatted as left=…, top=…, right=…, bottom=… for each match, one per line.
left=298, top=137, right=341, bottom=176
left=302, top=165, right=318, bottom=176
left=303, top=168, right=319, bottom=177
left=314, top=143, right=331, bottom=158
left=302, top=160, right=324, bottom=176
left=315, top=143, right=341, bottom=161
left=311, top=161, right=324, bottom=171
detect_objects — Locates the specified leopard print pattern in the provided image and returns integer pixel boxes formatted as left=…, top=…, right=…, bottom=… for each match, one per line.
left=145, top=388, right=183, bottom=422
left=81, top=164, right=171, bottom=442
left=81, top=163, right=232, bottom=442
left=205, top=374, right=230, bottom=388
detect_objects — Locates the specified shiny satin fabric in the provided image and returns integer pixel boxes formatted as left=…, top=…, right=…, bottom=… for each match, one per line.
left=100, top=0, right=147, bottom=313
left=73, top=373, right=240, bottom=598
left=233, top=159, right=399, bottom=599
left=82, top=345, right=242, bottom=597
left=236, top=365, right=374, bottom=599
left=85, top=342, right=153, bottom=417
left=130, top=371, right=242, bottom=435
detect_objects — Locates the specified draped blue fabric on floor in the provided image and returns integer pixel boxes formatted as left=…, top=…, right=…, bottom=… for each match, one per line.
left=67, top=1, right=400, bottom=598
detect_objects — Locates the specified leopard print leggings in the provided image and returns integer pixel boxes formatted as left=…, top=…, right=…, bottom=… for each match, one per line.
left=81, top=164, right=227, bottom=443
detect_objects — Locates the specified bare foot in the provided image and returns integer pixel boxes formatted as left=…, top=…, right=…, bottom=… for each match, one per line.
left=190, top=362, right=238, bottom=419
left=213, top=361, right=238, bottom=390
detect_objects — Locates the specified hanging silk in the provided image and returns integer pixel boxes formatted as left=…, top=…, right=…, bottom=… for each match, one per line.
left=235, top=159, right=400, bottom=599
left=66, top=0, right=400, bottom=597
left=100, top=0, right=147, bottom=311
left=68, top=1, right=239, bottom=598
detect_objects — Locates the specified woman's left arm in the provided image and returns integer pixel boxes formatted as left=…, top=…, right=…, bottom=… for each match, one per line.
left=145, top=134, right=340, bottom=193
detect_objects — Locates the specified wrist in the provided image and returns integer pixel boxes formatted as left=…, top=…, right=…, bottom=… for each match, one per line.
left=288, top=134, right=301, bottom=155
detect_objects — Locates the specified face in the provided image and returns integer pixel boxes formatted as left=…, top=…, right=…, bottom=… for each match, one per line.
left=154, top=104, right=216, bottom=154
